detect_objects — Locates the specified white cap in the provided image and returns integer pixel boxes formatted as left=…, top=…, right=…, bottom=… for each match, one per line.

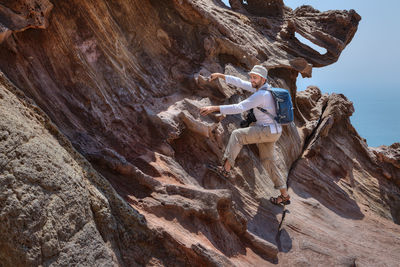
left=249, top=65, right=268, bottom=79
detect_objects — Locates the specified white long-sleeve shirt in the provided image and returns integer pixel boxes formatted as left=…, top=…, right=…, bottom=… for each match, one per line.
left=219, top=75, right=282, bottom=133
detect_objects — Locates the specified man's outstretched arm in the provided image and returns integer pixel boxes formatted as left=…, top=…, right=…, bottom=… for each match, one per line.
left=209, top=73, right=226, bottom=81
left=210, top=73, right=255, bottom=93
left=199, top=105, right=220, bottom=116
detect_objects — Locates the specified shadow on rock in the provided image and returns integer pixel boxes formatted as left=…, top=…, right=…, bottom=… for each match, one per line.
left=248, top=198, right=293, bottom=254
left=289, top=158, right=365, bottom=220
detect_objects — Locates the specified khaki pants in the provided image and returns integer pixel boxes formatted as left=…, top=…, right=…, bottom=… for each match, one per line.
left=223, top=125, right=286, bottom=189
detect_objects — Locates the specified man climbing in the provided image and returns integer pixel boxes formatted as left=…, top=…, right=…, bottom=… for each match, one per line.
left=199, top=65, right=290, bottom=205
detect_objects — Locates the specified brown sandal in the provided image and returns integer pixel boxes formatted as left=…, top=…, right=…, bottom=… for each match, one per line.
left=207, top=163, right=231, bottom=180
left=270, top=194, right=291, bottom=205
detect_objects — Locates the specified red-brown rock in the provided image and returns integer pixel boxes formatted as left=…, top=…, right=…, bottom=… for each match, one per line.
left=0, top=0, right=399, bottom=266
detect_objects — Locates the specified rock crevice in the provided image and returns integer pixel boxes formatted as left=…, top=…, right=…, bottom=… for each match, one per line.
left=1, top=0, right=399, bottom=266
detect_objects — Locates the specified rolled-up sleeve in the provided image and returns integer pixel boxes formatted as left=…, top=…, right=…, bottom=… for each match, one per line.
left=225, top=75, right=256, bottom=93
left=220, top=92, right=263, bottom=115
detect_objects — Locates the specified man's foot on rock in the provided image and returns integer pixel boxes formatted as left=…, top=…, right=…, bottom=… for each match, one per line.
left=206, top=163, right=232, bottom=180
left=270, top=194, right=291, bottom=205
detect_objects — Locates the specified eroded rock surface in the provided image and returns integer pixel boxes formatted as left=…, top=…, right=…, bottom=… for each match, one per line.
left=0, top=0, right=53, bottom=43
left=0, top=0, right=399, bottom=266
left=0, top=72, right=238, bottom=267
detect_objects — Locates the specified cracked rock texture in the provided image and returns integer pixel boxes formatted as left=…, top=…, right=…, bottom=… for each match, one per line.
left=0, top=0, right=399, bottom=266
left=0, top=0, right=53, bottom=43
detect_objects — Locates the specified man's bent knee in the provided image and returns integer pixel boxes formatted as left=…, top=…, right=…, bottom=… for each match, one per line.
left=231, top=129, right=245, bottom=145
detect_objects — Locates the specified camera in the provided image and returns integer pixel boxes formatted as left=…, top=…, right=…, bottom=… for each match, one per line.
left=240, top=109, right=257, bottom=128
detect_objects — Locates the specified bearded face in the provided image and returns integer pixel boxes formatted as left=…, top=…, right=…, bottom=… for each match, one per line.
left=249, top=74, right=266, bottom=89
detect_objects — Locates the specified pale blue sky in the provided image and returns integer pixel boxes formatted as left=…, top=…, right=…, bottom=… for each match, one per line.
left=221, top=0, right=400, bottom=146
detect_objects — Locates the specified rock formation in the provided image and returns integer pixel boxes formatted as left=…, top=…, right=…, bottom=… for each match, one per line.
left=0, top=0, right=399, bottom=266
left=0, top=0, right=53, bottom=43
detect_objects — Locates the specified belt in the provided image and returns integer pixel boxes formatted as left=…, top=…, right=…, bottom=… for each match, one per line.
left=262, top=123, right=282, bottom=134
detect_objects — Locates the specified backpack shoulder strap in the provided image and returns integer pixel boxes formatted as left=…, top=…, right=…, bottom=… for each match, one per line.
left=257, top=85, right=277, bottom=122
left=257, top=107, right=275, bottom=120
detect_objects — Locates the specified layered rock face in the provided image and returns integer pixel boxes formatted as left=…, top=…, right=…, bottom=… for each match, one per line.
left=0, top=0, right=53, bottom=43
left=1, top=0, right=399, bottom=266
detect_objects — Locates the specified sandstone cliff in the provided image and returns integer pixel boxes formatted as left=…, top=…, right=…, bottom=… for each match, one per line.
left=1, top=0, right=399, bottom=266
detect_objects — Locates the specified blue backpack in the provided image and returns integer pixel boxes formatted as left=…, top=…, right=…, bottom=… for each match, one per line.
left=258, top=87, right=294, bottom=125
